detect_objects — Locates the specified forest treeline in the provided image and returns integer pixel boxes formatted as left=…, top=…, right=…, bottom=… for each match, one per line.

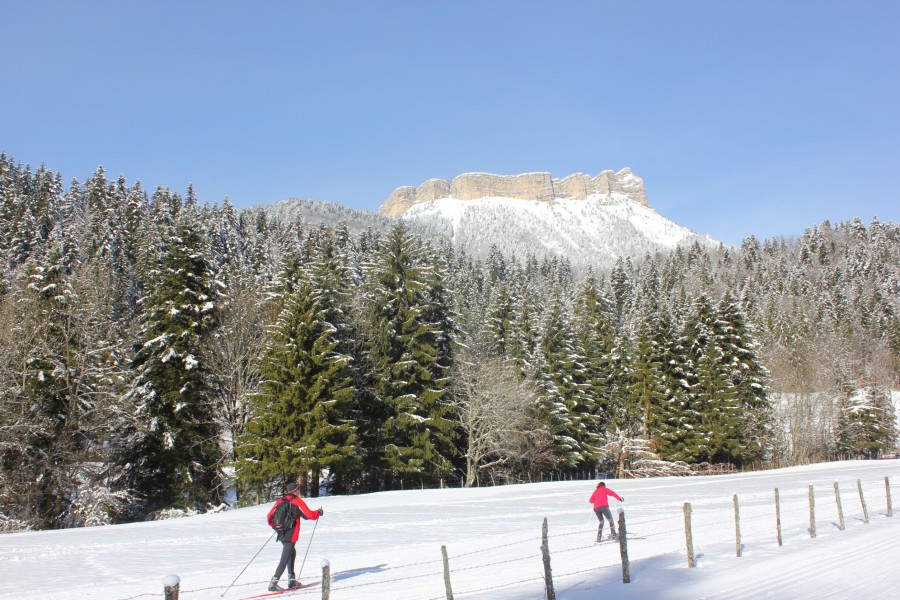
left=0, top=156, right=897, bottom=531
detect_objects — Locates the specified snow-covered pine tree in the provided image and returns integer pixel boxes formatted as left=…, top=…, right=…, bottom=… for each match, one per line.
left=537, top=292, right=598, bottom=469
left=648, top=308, right=701, bottom=463
left=625, top=319, right=669, bottom=442
left=125, top=212, right=223, bottom=514
left=237, top=234, right=359, bottom=499
left=571, top=274, right=617, bottom=452
left=716, top=292, right=771, bottom=465
left=360, top=223, right=456, bottom=489
left=841, top=384, right=896, bottom=459
left=683, top=295, right=744, bottom=464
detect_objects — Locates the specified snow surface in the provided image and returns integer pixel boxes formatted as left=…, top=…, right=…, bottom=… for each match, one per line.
left=2, top=460, right=899, bottom=600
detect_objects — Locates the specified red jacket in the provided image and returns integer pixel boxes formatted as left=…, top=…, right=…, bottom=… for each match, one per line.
left=589, top=486, right=622, bottom=509
left=267, top=494, right=320, bottom=543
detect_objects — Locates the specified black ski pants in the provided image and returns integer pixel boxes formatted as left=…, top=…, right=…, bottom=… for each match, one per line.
left=273, top=540, right=297, bottom=579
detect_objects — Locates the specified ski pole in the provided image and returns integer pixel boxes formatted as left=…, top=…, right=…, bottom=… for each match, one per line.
left=296, top=518, right=319, bottom=578
left=221, top=531, right=276, bottom=597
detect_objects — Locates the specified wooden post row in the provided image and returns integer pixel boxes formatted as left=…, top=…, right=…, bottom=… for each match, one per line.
left=733, top=494, right=742, bottom=557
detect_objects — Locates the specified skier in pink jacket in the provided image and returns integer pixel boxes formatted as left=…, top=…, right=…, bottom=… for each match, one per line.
left=589, top=481, right=623, bottom=541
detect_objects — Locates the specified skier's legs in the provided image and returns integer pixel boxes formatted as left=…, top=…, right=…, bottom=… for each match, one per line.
left=274, top=541, right=297, bottom=580
left=598, top=506, right=617, bottom=537
left=593, top=507, right=605, bottom=539
left=287, top=545, right=297, bottom=579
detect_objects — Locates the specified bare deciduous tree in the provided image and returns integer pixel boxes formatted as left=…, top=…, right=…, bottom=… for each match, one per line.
left=452, top=348, right=552, bottom=486
left=205, top=279, right=274, bottom=464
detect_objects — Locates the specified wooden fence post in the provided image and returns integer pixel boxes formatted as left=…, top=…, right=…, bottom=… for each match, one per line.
left=834, top=481, right=845, bottom=531
left=887, top=477, right=894, bottom=518
left=541, top=517, right=555, bottom=600
left=163, top=575, right=180, bottom=600
left=857, top=479, right=869, bottom=523
left=774, top=488, right=783, bottom=546
left=617, top=509, right=630, bottom=583
left=733, top=494, right=742, bottom=557
left=441, top=545, right=454, bottom=600
left=321, top=560, right=331, bottom=600
left=808, top=485, right=817, bottom=538
left=683, top=502, right=696, bottom=568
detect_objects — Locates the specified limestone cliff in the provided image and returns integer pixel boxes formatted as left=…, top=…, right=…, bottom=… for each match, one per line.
left=379, top=168, right=648, bottom=216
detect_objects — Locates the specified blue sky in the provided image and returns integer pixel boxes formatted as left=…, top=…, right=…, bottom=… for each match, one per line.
left=2, top=1, right=897, bottom=245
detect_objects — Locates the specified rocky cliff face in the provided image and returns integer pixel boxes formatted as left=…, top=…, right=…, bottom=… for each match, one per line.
left=379, top=168, right=648, bottom=216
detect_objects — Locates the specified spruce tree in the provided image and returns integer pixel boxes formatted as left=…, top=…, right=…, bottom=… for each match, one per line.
left=237, top=234, right=359, bottom=498
left=537, top=293, right=596, bottom=468
left=626, top=319, right=669, bottom=441
left=126, top=216, right=223, bottom=513
left=716, top=293, right=771, bottom=465
left=361, top=223, right=456, bottom=488
left=572, top=274, right=617, bottom=446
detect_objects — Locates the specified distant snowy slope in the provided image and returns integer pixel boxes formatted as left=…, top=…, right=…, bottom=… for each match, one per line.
left=400, top=192, right=718, bottom=270
left=248, top=197, right=394, bottom=236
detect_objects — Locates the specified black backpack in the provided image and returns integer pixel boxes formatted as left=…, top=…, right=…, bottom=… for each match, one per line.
left=271, top=497, right=298, bottom=534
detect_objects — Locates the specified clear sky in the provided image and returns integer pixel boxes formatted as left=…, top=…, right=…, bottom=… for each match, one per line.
left=2, top=1, right=897, bottom=245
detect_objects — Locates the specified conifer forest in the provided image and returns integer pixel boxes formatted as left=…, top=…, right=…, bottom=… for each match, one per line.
left=1, top=156, right=897, bottom=531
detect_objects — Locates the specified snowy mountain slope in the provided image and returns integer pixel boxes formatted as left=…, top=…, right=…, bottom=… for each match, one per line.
left=248, top=197, right=395, bottom=236
left=400, top=192, right=718, bottom=270
left=2, top=460, right=899, bottom=600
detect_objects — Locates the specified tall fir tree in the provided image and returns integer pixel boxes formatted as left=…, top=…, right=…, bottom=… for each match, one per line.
left=361, top=223, right=457, bottom=488
left=716, top=293, right=771, bottom=465
left=571, top=274, right=617, bottom=446
left=237, top=233, right=360, bottom=498
left=125, top=216, right=223, bottom=514
left=625, top=318, right=669, bottom=442
left=537, top=293, right=598, bottom=468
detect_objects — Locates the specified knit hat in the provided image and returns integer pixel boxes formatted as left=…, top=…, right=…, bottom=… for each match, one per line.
left=285, top=482, right=300, bottom=494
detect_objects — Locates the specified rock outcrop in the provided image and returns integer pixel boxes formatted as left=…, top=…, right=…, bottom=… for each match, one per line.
left=379, top=168, right=648, bottom=216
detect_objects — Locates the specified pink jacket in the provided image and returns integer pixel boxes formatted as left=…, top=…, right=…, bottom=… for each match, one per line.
left=589, top=486, right=622, bottom=509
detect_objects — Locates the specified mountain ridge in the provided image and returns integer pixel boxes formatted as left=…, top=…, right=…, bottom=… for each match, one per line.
left=380, top=167, right=649, bottom=216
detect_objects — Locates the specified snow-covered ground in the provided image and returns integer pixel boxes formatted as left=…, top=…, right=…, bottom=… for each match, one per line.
left=2, top=460, right=899, bottom=600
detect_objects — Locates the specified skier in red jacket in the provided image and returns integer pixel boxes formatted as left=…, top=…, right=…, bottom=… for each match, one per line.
left=589, top=481, right=623, bottom=542
left=266, top=482, right=323, bottom=591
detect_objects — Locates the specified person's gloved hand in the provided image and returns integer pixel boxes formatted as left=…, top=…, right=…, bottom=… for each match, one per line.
left=318, top=507, right=324, bottom=516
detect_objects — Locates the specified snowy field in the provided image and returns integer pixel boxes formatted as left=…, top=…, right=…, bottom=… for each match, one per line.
left=2, top=460, right=899, bottom=600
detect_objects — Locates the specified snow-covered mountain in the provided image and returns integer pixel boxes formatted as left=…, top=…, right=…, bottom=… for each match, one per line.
left=378, top=168, right=718, bottom=270
left=256, top=168, right=719, bottom=271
